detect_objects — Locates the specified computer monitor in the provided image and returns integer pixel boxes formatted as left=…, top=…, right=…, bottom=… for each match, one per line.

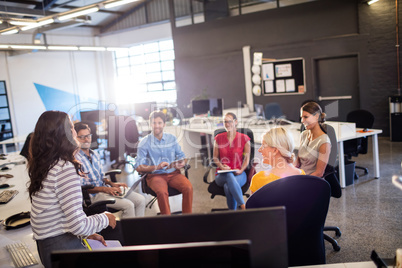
left=51, top=240, right=251, bottom=268
left=192, top=98, right=223, bottom=116
left=121, top=207, right=288, bottom=267
left=80, top=110, right=101, bottom=122
left=254, top=104, right=265, bottom=118
left=134, top=102, right=157, bottom=119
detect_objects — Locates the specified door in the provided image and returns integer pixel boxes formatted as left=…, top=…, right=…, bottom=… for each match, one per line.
left=314, top=55, right=360, bottom=121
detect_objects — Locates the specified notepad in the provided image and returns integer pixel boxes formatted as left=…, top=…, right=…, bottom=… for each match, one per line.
left=86, top=239, right=122, bottom=250
left=217, top=169, right=239, bottom=174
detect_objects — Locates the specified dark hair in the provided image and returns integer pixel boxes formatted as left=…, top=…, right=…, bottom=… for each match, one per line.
left=149, top=110, right=166, bottom=123
left=28, top=111, right=83, bottom=199
left=224, top=112, right=237, bottom=121
left=301, top=102, right=326, bottom=123
left=74, top=122, right=90, bottom=134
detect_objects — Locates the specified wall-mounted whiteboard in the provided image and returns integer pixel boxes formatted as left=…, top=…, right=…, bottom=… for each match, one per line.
left=261, top=58, right=305, bottom=95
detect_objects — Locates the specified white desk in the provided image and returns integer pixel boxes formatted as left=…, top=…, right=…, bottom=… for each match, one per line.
left=0, top=136, right=27, bottom=154
left=173, top=121, right=382, bottom=189
left=0, top=153, right=43, bottom=267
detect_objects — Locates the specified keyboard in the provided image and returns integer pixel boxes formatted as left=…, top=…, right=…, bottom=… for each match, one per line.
left=6, top=242, right=39, bottom=267
left=0, top=190, right=18, bottom=204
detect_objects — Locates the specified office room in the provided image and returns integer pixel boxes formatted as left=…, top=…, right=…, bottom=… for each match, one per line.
left=0, top=0, right=401, bottom=267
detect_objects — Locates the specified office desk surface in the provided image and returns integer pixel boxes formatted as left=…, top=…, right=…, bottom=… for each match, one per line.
left=0, top=153, right=42, bottom=267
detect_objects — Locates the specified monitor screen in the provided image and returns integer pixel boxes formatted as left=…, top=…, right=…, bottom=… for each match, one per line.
left=80, top=110, right=101, bottom=122
left=121, top=207, right=288, bottom=267
left=192, top=99, right=223, bottom=116
left=134, top=102, right=157, bottom=119
left=254, top=104, right=265, bottom=118
left=51, top=240, right=251, bottom=268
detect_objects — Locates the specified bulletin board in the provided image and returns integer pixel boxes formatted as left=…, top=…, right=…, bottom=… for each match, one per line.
left=261, top=58, right=305, bottom=95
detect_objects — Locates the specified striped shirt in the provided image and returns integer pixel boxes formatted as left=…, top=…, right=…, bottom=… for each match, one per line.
left=30, top=160, right=109, bottom=240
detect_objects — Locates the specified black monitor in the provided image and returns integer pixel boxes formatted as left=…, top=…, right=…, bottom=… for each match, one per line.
left=254, top=104, right=265, bottom=118
left=121, top=207, right=288, bottom=268
left=80, top=110, right=101, bottom=122
left=51, top=240, right=251, bottom=268
left=134, top=102, right=157, bottom=119
left=192, top=98, right=223, bottom=116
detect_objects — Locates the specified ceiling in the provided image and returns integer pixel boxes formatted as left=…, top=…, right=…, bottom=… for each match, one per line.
left=0, top=0, right=145, bottom=34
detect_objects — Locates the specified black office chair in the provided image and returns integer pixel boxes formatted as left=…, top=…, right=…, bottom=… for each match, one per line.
left=203, top=128, right=256, bottom=212
left=264, top=103, right=284, bottom=120
left=140, top=164, right=191, bottom=214
left=107, top=115, right=140, bottom=172
left=246, top=175, right=331, bottom=266
left=343, top=110, right=375, bottom=179
left=321, top=124, right=342, bottom=251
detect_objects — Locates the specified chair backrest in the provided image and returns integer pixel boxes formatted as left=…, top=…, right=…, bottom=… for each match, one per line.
left=322, top=124, right=337, bottom=167
left=346, top=109, right=375, bottom=128
left=264, top=103, right=284, bottom=120
left=246, top=175, right=331, bottom=266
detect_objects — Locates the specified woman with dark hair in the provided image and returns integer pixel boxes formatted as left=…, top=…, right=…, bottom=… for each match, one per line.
left=28, top=111, right=116, bottom=268
left=213, top=112, right=251, bottom=210
left=295, top=102, right=331, bottom=177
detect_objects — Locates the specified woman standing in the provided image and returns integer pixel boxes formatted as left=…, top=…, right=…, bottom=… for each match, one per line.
left=28, top=111, right=116, bottom=267
left=213, top=112, right=251, bottom=210
left=295, top=102, right=331, bottom=177
left=250, top=127, right=305, bottom=194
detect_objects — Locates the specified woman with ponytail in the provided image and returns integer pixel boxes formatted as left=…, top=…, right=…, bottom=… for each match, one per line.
left=250, top=127, right=305, bottom=194
left=295, top=101, right=331, bottom=178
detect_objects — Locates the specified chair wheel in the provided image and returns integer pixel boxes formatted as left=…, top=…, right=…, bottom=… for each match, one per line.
left=335, top=229, right=342, bottom=237
left=334, top=245, right=341, bottom=251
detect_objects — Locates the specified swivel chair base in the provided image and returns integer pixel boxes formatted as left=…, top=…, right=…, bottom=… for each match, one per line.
left=324, top=226, right=341, bottom=251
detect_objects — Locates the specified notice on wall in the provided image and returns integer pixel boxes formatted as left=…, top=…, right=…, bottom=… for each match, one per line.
left=262, top=63, right=275, bottom=80
left=275, top=63, right=292, bottom=78
left=264, top=80, right=274, bottom=93
left=285, top=79, right=295, bottom=92
left=276, top=80, right=286, bottom=93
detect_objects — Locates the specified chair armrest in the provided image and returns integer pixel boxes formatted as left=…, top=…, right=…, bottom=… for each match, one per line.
left=105, top=169, right=122, bottom=182
left=203, top=162, right=217, bottom=184
left=88, top=198, right=116, bottom=210
left=184, top=164, right=191, bottom=178
left=82, top=185, right=95, bottom=191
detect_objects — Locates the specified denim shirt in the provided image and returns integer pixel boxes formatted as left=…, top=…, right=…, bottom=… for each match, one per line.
left=134, top=132, right=185, bottom=174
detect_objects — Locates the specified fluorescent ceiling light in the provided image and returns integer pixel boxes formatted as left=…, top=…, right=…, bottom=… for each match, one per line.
left=1, top=29, right=18, bottom=35
left=58, top=7, right=99, bottom=21
left=10, top=45, right=47, bottom=50
left=367, top=0, right=380, bottom=5
left=79, top=46, right=106, bottom=51
left=9, top=20, right=37, bottom=26
left=21, top=19, right=55, bottom=31
left=104, top=0, right=138, bottom=9
left=48, top=45, right=79, bottom=51
left=0, top=45, right=8, bottom=48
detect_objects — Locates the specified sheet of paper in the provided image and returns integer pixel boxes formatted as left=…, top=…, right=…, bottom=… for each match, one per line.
left=87, top=239, right=122, bottom=250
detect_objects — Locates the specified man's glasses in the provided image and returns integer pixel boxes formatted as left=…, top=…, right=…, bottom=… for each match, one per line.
left=77, top=134, right=92, bottom=140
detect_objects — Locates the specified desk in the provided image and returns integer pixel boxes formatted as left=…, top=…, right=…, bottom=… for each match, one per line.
left=0, top=136, right=27, bottom=154
left=0, top=153, right=43, bottom=267
left=173, top=120, right=382, bottom=189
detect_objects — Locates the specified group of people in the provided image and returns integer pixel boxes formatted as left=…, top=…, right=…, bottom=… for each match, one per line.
left=27, top=101, right=330, bottom=267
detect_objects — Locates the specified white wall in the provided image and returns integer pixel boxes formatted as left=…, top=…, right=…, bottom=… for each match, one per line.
left=0, top=22, right=172, bottom=137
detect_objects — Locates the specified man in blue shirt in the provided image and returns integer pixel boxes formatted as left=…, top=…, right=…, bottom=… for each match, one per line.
left=134, top=111, right=193, bottom=215
left=74, top=122, right=145, bottom=218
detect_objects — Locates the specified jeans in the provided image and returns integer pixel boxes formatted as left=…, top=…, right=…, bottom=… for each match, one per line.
left=215, top=171, right=247, bottom=210
left=36, top=233, right=84, bottom=268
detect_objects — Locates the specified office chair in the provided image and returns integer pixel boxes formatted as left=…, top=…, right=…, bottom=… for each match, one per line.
left=321, top=123, right=342, bottom=251
left=139, top=164, right=191, bottom=214
left=20, top=133, right=33, bottom=160
left=343, top=110, right=375, bottom=179
left=246, top=175, right=331, bottom=266
left=107, top=115, right=140, bottom=172
left=203, top=128, right=256, bottom=212
left=264, top=103, right=284, bottom=120
left=81, top=169, right=122, bottom=215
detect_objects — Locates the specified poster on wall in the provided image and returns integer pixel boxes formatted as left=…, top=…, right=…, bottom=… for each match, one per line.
left=261, top=58, right=305, bottom=95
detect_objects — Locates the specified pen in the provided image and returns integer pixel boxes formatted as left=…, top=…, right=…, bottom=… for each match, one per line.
left=82, top=238, right=92, bottom=251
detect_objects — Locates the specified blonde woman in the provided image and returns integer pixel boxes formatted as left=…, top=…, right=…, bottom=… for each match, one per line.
left=250, top=127, right=305, bottom=194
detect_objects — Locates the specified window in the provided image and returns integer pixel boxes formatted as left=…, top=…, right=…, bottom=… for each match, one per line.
left=114, top=39, right=176, bottom=105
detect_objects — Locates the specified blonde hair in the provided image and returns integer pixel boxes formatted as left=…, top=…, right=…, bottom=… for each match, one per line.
left=262, top=127, right=295, bottom=163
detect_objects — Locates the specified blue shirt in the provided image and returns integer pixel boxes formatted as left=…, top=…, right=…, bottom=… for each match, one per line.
left=134, top=132, right=186, bottom=174
left=75, top=149, right=106, bottom=187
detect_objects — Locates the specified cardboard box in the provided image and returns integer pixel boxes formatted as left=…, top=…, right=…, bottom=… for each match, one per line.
left=326, top=121, right=356, bottom=139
